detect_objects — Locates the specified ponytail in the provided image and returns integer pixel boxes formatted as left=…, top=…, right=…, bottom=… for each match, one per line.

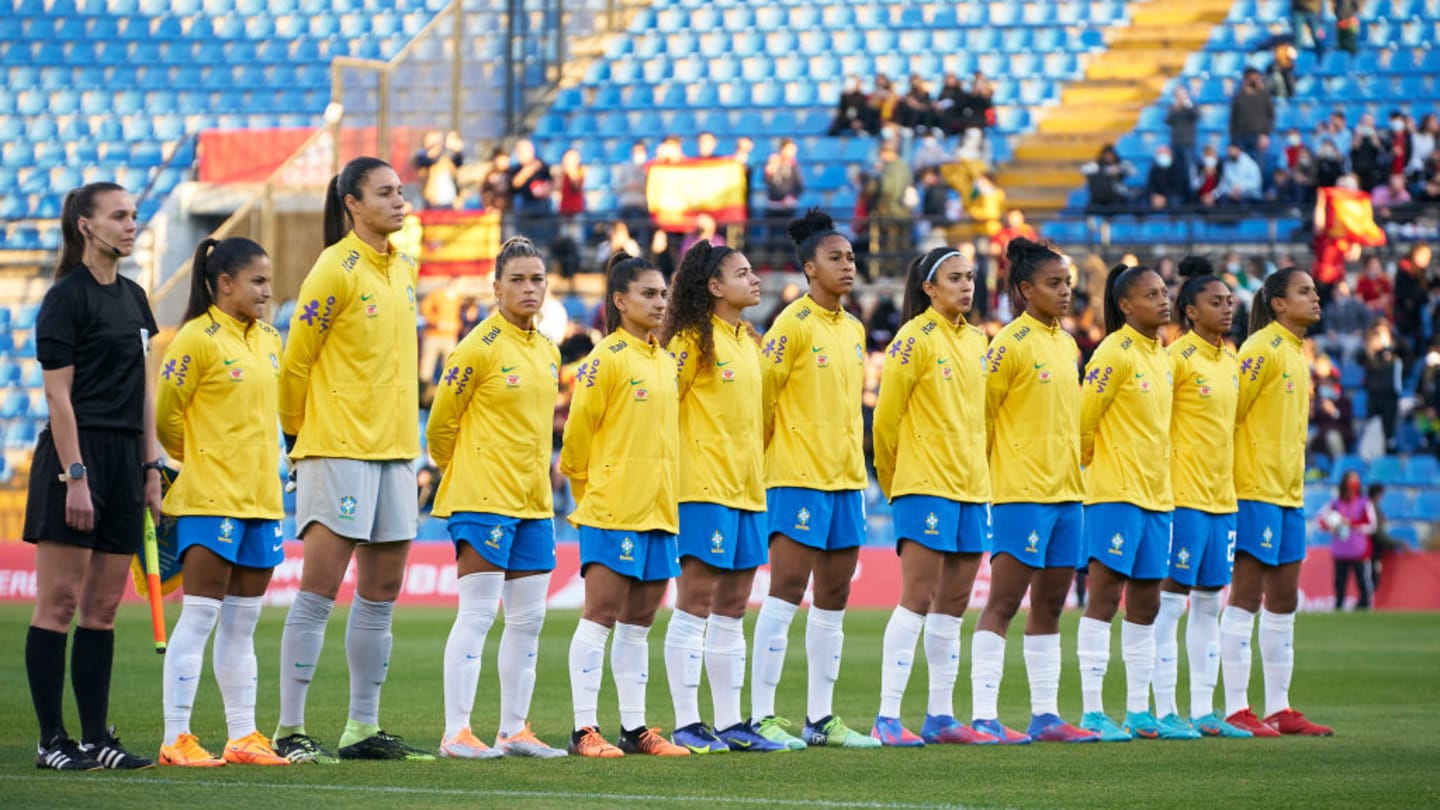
left=1101, top=263, right=1156, bottom=335
left=604, top=250, right=658, bottom=334
left=1249, top=266, right=1305, bottom=335
left=1006, top=236, right=1063, bottom=318
left=56, top=181, right=126, bottom=277
left=323, top=156, right=392, bottom=247
left=184, top=237, right=269, bottom=323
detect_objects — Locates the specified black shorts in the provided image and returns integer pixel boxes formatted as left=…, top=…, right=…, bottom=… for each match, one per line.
left=24, top=428, right=144, bottom=555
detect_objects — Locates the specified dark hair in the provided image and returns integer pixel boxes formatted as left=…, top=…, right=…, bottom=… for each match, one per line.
left=1249, top=267, right=1307, bottom=334
left=604, top=249, right=659, bottom=334
left=1102, top=263, right=1159, bottom=334
left=323, top=156, right=392, bottom=247
left=660, top=239, right=739, bottom=371
left=787, top=207, right=844, bottom=271
left=901, top=246, right=967, bottom=323
left=1006, top=236, right=1064, bottom=317
left=495, top=236, right=544, bottom=276
left=185, top=237, right=269, bottom=323
left=56, top=181, right=126, bottom=277
left=1337, top=469, right=1362, bottom=499
left=1367, top=482, right=1385, bottom=500
left=1175, top=255, right=1228, bottom=332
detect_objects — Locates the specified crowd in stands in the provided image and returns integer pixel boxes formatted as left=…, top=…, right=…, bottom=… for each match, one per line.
left=826, top=72, right=994, bottom=139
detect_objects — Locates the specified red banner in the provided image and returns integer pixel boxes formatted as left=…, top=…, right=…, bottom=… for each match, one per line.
left=417, top=208, right=502, bottom=277
left=197, top=126, right=426, bottom=184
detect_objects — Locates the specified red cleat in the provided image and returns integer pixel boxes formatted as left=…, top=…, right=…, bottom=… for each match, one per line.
left=1264, top=709, right=1334, bottom=737
left=1225, top=708, right=1281, bottom=738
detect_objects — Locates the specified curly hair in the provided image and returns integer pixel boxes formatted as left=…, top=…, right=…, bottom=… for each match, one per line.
left=659, top=239, right=738, bottom=371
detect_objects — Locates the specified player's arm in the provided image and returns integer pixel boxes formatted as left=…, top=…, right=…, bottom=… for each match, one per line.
left=1234, top=340, right=1273, bottom=425
left=278, top=260, right=350, bottom=439
left=154, top=328, right=204, bottom=462
left=559, top=352, right=610, bottom=504
left=668, top=332, right=700, bottom=402
left=426, top=339, right=483, bottom=474
left=982, top=334, right=1016, bottom=457
left=759, top=316, right=801, bottom=447
left=1078, top=342, right=1125, bottom=468
left=872, top=336, right=918, bottom=501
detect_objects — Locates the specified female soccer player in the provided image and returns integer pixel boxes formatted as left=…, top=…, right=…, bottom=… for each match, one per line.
left=749, top=209, right=879, bottom=750
left=870, top=248, right=994, bottom=747
left=561, top=253, right=689, bottom=758
left=429, top=237, right=567, bottom=760
left=1074, top=264, right=1183, bottom=742
left=25, top=182, right=159, bottom=770
left=1220, top=269, right=1333, bottom=737
left=156, top=237, right=289, bottom=767
left=1150, top=258, right=1252, bottom=738
left=969, top=237, right=1097, bottom=745
left=273, top=157, right=432, bottom=763
left=658, top=241, right=785, bottom=753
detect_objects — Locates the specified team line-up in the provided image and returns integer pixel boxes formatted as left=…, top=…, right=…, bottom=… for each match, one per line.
left=22, top=157, right=1333, bottom=772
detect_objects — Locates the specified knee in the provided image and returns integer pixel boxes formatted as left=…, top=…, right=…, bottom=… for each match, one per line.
left=932, top=589, right=971, bottom=618
left=812, top=578, right=851, bottom=611
left=767, top=570, right=809, bottom=604
left=78, top=592, right=121, bottom=630
left=33, top=589, right=79, bottom=632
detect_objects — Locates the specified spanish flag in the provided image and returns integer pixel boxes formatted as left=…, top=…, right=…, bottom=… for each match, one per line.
left=646, top=157, right=748, bottom=231
left=1313, top=186, right=1385, bottom=285
left=418, top=208, right=502, bottom=276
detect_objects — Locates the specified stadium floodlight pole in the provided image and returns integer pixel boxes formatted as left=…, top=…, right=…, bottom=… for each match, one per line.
left=143, top=511, right=168, bottom=654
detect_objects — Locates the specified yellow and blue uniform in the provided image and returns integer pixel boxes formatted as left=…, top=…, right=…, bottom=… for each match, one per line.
left=984, top=311, right=1084, bottom=568
left=1167, top=330, right=1240, bottom=588
left=428, top=312, right=561, bottom=572
left=1234, top=322, right=1310, bottom=566
left=669, top=316, right=767, bottom=571
left=1079, top=324, right=1174, bottom=579
left=560, top=329, right=680, bottom=581
left=873, top=307, right=991, bottom=554
left=760, top=294, right=868, bottom=550
left=156, top=306, right=285, bottom=568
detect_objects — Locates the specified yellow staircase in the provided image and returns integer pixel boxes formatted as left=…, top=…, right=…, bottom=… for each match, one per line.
left=995, top=0, right=1236, bottom=215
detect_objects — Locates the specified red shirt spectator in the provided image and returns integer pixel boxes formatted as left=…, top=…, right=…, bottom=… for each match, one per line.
left=1355, top=256, right=1394, bottom=319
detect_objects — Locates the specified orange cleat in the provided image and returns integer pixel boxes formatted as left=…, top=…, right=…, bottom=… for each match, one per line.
left=618, top=727, right=691, bottom=756
left=568, top=726, right=624, bottom=758
left=159, top=733, right=226, bottom=767
left=223, top=732, right=291, bottom=766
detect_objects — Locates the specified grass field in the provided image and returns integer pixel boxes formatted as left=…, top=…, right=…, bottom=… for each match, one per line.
left=0, top=604, right=1436, bottom=809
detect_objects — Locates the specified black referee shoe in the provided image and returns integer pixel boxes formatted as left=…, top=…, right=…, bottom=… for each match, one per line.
left=36, top=732, right=102, bottom=771
left=81, top=727, right=154, bottom=769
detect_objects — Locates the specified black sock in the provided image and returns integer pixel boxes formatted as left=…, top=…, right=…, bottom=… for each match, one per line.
left=71, top=627, right=114, bottom=744
left=26, top=626, right=69, bottom=743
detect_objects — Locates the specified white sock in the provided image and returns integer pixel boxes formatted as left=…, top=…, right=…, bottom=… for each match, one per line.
left=443, top=572, right=503, bottom=739
left=214, top=595, right=262, bottom=740
left=749, top=596, right=798, bottom=720
left=1121, top=620, right=1155, bottom=714
left=163, top=595, right=221, bottom=746
left=805, top=606, right=845, bottom=723
left=345, top=595, right=394, bottom=727
left=878, top=606, right=924, bottom=718
left=497, top=574, right=549, bottom=738
left=1259, top=609, right=1295, bottom=717
left=612, top=622, right=651, bottom=731
left=568, top=618, right=610, bottom=730
left=705, top=614, right=746, bottom=731
left=663, top=610, right=707, bottom=728
left=1187, top=591, right=1223, bottom=718
left=1220, top=605, right=1256, bottom=717
left=969, top=630, right=1006, bottom=721
left=1023, top=633, right=1062, bottom=717
left=923, top=613, right=961, bottom=718
left=1077, top=616, right=1111, bottom=716
left=1152, top=592, right=1186, bottom=718
left=277, top=590, right=334, bottom=732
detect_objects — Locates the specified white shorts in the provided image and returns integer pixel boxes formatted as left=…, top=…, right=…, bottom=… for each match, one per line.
left=296, top=458, right=418, bottom=543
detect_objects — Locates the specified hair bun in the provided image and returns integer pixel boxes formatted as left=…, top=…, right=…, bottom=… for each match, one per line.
left=786, top=207, right=836, bottom=247
left=1178, top=255, right=1215, bottom=279
left=1005, top=235, right=1042, bottom=266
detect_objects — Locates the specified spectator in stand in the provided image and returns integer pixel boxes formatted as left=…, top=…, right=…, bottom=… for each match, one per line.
left=648, top=228, right=676, bottom=281
left=937, top=72, right=967, bottom=135
left=1214, top=143, right=1264, bottom=205
left=1384, top=112, right=1413, bottom=183
left=1281, top=143, right=1319, bottom=204
left=763, top=138, right=804, bottom=256
left=1366, top=483, right=1402, bottom=595
left=480, top=147, right=513, bottom=215
left=1255, top=133, right=1285, bottom=199
left=1315, top=139, right=1347, bottom=188
left=912, top=131, right=949, bottom=173
left=419, top=277, right=464, bottom=385
left=1395, top=243, right=1432, bottom=360
left=1166, top=86, right=1200, bottom=179
left=556, top=148, right=586, bottom=247
left=679, top=212, right=724, bottom=255
left=614, top=141, right=649, bottom=235
left=696, top=131, right=719, bottom=159
left=916, top=167, right=950, bottom=237
left=960, top=74, right=994, bottom=141
left=1317, top=279, right=1371, bottom=359
left=1230, top=68, right=1275, bottom=158
left=1310, top=355, right=1354, bottom=464
left=1408, top=114, right=1437, bottom=191
left=1292, top=0, right=1328, bottom=55
left=415, top=130, right=465, bottom=210
left=964, top=173, right=1006, bottom=240
left=870, top=74, right=900, bottom=133
left=655, top=136, right=684, bottom=163
left=1196, top=145, right=1224, bottom=205
left=991, top=209, right=1038, bottom=266
left=1363, top=321, right=1404, bottom=451
left=1315, top=110, right=1351, bottom=155
left=1333, top=0, right=1361, bottom=54
left=1417, top=336, right=1440, bottom=455
left=1082, top=143, right=1135, bottom=211
left=595, top=220, right=642, bottom=269
left=1265, top=44, right=1299, bottom=99
left=1355, top=254, right=1394, bottom=321
left=898, top=74, right=939, bottom=133
left=1371, top=172, right=1411, bottom=222
left=1420, top=149, right=1440, bottom=202
left=830, top=75, right=879, bottom=136
left=875, top=139, right=915, bottom=275
left=508, top=139, right=553, bottom=240
left=1145, top=145, right=1190, bottom=210
left=458, top=297, right=485, bottom=340
left=1350, top=116, right=1390, bottom=191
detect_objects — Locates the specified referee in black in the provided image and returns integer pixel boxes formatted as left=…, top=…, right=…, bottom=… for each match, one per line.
left=24, top=182, right=161, bottom=770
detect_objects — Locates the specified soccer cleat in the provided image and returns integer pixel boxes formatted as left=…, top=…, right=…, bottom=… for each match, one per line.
left=1155, top=713, right=1202, bottom=741
left=920, top=714, right=999, bottom=745
left=803, top=715, right=882, bottom=749
left=82, top=727, right=155, bottom=769
left=971, top=718, right=1032, bottom=744
left=871, top=716, right=925, bottom=747
left=159, top=733, right=225, bottom=767
left=672, top=722, right=729, bottom=754
left=439, top=727, right=504, bottom=760
left=754, top=716, right=808, bottom=751
left=1080, top=712, right=1133, bottom=742
left=1192, top=711, right=1254, bottom=739
left=273, top=733, right=340, bottom=763
left=1224, top=708, right=1281, bottom=738
left=1027, top=713, right=1100, bottom=743
left=36, top=733, right=102, bottom=771
left=1264, top=708, right=1334, bottom=737
left=496, top=724, right=567, bottom=759
left=338, top=730, right=437, bottom=761
left=223, top=731, right=290, bottom=765
left=569, top=726, right=624, bottom=758
left=715, top=722, right=788, bottom=752
left=1123, top=711, right=1162, bottom=740
left=618, top=726, right=691, bottom=756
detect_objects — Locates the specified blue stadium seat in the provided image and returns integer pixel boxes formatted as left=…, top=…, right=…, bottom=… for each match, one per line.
left=1403, top=455, right=1439, bottom=485
left=1, top=391, right=29, bottom=420
left=23, top=361, right=42, bottom=388
left=5, top=419, right=38, bottom=450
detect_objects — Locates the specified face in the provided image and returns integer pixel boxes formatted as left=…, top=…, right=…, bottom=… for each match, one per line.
left=805, top=234, right=857, bottom=299
left=1120, top=271, right=1171, bottom=332
left=514, top=139, right=535, bottom=162
left=631, top=146, right=647, bottom=164
left=710, top=252, right=761, bottom=310
left=698, top=134, right=717, bottom=156
left=1187, top=279, right=1235, bottom=337
left=614, top=269, right=668, bottom=334
left=80, top=189, right=138, bottom=256
left=1342, top=472, right=1361, bottom=497
left=1020, top=258, right=1072, bottom=321
left=346, top=166, right=407, bottom=235
left=923, top=255, right=975, bottom=317
left=562, top=150, right=580, bottom=169
left=495, top=255, right=547, bottom=322
left=218, top=255, right=273, bottom=322
left=1273, top=271, right=1322, bottom=327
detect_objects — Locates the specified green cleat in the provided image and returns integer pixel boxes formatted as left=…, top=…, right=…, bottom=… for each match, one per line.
left=803, top=715, right=882, bottom=748
left=753, top=716, right=808, bottom=751
left=338, top=731, right=436, bottom=761
left=273, top=733, right=340, bottom=764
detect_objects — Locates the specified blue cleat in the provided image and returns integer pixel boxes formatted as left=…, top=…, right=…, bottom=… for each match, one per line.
left=671, top=722, right=729, bottom=754
left=1080, top=712, right=1133, bottom=742
left=871, top=716, right=925, bottom=747
left=971, top=718, right=1032, bottom=745
left=1123, top=711, right=1162, bottom=740
left=920, top=714, right=999, bottom=745
left=1156, top=713, right=1202, bottom=740
left=1192, top=711, right=1254, bottom=739
left=714, top=722, right=788, bottom=753
left=1027, top=713, right=1100, bottom=743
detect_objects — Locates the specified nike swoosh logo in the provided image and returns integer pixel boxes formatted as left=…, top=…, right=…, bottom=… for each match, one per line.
left=501, top=365, right=517, bottom=372
left=271, top=544, right=283, bottom=552
left=223, top=358, right=239, bottom=366
left=178, top=675, right=198, bottom=682
left=1282, top=372, right=1293, bottom=378
left=1033, top=362, right=1046, bottom=369
left=581, top=665, right=601, bottom=674
left=811, top=346, right=824, bottom=353
left=466, top=653, right=481, bottom=660
left=936, top=358, right=948, bottom=364
left=294, top=662, right=315, bottom=669
left=767, top=645, right=785, bottom=652
left=1135, top=373, right=1145, bottom=379
left=629, top=379, right=645, bottom=386
left=716, top=360, right=731, bottom=367
left=730, top=739, right=753, bottom=749
left=360, top=293, right=374, bottom=301
left=1196, top=377, right=1209, bottom=384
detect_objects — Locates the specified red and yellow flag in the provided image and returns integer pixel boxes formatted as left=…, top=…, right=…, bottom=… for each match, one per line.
left=418, top=208, right=502, bottom=276
left=646, top=157, right=748, bottom=231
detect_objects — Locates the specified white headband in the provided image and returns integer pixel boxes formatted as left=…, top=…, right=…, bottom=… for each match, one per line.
left=925, top=250, right=964, bottom=282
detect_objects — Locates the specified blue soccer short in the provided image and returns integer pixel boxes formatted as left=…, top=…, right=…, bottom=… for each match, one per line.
left=677, top=502, right=767, bottom=571
left=449, top=513, right=556, bottom=572
left=1168, top=508, right=1237, bottom=588
left=1084, top=503, right=1172, bottom=580
left=175, top=516, right=284, bottom=569
left=1235, top=500, right=1307, bottom=567
left=891, top=495, right=989, bottom=555
left=579, top=526, right=680, bottom=582
left=990, top=502, right=1083, bottom=569
left=766, top=487, right=866, bottom=551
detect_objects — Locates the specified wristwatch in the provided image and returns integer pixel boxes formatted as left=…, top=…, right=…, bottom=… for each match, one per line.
left=142, top=459, right=166, bottom=474
left=57, top=462, right=85, bottom=483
